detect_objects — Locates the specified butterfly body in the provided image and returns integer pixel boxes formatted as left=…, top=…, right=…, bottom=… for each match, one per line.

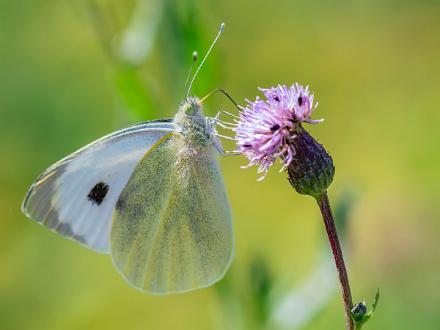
left=22, top=98, right=233, bottom=294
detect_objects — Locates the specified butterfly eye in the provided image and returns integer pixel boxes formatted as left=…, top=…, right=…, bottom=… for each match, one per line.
left=183, top=104, right=193, bottom=115
left=183, top=99, right=200, bottom=115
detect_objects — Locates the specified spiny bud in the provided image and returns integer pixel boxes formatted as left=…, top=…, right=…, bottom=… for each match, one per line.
left=287, top=126, right=335, bottom=198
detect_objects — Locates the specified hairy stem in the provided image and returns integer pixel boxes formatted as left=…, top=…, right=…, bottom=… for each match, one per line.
left=316, top=191, right=354, bottom=330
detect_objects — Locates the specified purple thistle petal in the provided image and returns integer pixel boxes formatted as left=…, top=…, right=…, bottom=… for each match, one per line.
left=234, top=83, right=323, bottom=179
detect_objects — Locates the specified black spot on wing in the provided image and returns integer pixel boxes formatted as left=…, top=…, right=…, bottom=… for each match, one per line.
left=88, top=182, right=109, bottom=205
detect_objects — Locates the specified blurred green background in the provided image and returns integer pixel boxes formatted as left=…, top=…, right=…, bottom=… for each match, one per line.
left=1, top=0, right=440, bottom=329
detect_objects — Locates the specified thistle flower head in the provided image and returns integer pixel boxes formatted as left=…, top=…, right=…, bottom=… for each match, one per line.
left=234, top=83, right=323, bottom=180
left=260, top=83, right=321, bottom=123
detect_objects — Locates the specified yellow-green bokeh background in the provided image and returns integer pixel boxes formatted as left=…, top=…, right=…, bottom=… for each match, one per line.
left=1, top=1, right=440, bottom=329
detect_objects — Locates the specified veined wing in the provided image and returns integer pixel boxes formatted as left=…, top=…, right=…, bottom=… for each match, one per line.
left=111, top=132, right=233, bottom=294
left=22, top=119, right=176, bottom=253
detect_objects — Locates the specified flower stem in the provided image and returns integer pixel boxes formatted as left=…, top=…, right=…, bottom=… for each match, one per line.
left=316, top=191, right=354, bottom=330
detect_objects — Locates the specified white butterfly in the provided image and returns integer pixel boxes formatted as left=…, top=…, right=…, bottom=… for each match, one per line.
left=22, top=24, right=234, bottom=295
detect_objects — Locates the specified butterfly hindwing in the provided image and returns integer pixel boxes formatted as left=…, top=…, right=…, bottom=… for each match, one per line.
left=22, top=120, right=176, bottom=253
left=111, top=132, right=233, bottom=294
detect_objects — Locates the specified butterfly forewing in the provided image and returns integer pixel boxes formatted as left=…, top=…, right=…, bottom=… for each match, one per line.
left=22, top=120, right=175, bottom=253
left=111, top=132, right=233, bottom=294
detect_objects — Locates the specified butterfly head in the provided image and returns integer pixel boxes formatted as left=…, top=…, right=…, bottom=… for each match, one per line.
left=181, top=97, right=202, bottom=116
left=174, top=97, right=216, bottom=148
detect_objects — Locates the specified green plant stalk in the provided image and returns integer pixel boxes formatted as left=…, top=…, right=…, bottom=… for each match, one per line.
left=316, top=191, right=354, bottom=330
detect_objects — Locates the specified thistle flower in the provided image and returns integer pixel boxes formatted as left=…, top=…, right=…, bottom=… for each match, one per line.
left=260, top=83, right=321, bottom=123
left=232, top=83, right=361, bottom=330
left=234, top=83, right=323, bottom=181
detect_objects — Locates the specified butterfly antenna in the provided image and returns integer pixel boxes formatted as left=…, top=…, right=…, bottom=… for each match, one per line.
left=200, top=88, right=240, bottom=111
left=186, top=22, right=225, bottom=99
left=184, top=51, right=198, bottom=97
